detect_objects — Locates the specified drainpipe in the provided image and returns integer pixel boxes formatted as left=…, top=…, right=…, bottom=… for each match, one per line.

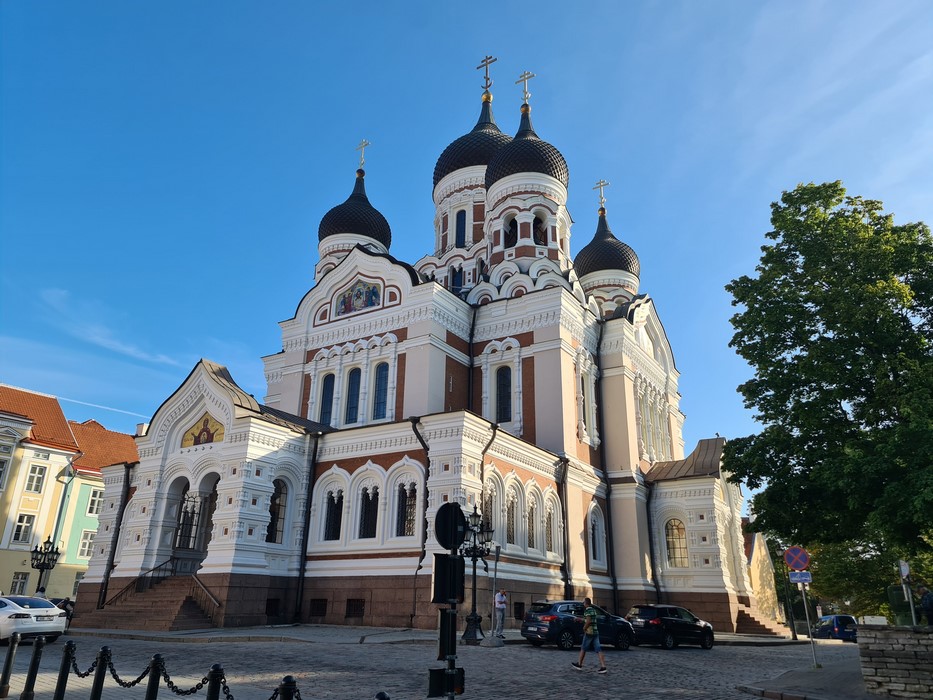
left=557, top=456, right=573, bottom=600
left=644, top=480, right=662, bottom=603
left=294, top=430, right=323, bottom=621
left=408, top=417, right=431, bottom=628
left=592, top=320, right=620, bottom=613
left=98, top=461, right=137, bottom=608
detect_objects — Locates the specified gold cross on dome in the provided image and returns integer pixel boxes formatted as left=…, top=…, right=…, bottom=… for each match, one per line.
left=477, top=55, right=497, bottom=91
left=355, top=139, right=371, bottom=169
left=593, top=179, right=610, bottom=208
left=516, top=70, right=536, bottom=103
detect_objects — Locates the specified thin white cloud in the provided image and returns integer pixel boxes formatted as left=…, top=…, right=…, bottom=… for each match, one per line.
left=38, top=288, right=183, bottom=366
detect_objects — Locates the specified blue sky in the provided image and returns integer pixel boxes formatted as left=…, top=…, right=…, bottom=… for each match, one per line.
left=2, top=1, right=931, bottom=455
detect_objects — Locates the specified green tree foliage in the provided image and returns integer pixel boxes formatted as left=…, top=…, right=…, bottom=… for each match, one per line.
left=724, top=182, right=933, bottom=554
left=807, top=541, right=899, bottom=618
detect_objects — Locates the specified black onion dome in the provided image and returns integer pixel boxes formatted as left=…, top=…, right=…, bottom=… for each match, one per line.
left=574, top=208, right=640, bottom=278
left=485, top=103, right=569, bottom=189
left=318, top=169, right=391, bottom=248
left=433, top=91, right=512, bottom=187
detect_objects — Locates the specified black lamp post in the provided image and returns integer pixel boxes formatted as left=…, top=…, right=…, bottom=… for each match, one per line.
left=30, top=536, right=61, bottom=593
left=460, top=505, right=494, bottom=645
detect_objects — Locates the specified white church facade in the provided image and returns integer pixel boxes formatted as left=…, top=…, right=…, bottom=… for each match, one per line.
left=76, top=65, right=774, bottom=634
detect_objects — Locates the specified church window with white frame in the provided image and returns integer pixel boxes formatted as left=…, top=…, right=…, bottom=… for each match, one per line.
left=526, top=500, right=536, bottom=549
left=495, top=367, right=512, bottom=423
left=323, top=489, right=343, bottom=541
left=345, top=368, right=362, bottom=424
left=266, top=479, right=287, bottom=544
left=372, top=362, right=389, bottom=420
left=319, top=374, right=335, bottom=425
left=358, top=485, right=379, bottom=539
left=454, top=210, right=467, bottom=248
left=589, top=506, right=607, bottom=567
left=504, top=216, right=518, bottom=248
left=481, top=340, right=523, bottom=435
left=506, top=491, right=516, bottom=545
left=665, top=518, right=688, bottom=567
left=545, top=507, right=554, bottom=553
left=395, top=482, right=417, bottom=537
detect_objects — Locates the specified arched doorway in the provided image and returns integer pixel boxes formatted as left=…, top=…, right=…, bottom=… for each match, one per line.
left=171, top=473, right=220, bottom=574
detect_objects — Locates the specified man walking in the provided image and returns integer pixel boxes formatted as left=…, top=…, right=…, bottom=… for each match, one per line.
left=572, top=598, right=607, bottom=674
left=494, top=588, right=507, bottom=638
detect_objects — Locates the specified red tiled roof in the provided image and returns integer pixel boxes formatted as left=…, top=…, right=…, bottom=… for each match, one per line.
left=0, top=385, right=79, bottom=452
left=69, top=420, right=139, bottom=476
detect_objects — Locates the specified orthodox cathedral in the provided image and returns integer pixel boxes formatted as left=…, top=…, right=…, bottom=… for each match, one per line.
left=76, top=62, right=776, bottom=635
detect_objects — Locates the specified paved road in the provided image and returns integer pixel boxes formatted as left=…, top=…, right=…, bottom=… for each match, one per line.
left=1, top=629, right=862, bottom=700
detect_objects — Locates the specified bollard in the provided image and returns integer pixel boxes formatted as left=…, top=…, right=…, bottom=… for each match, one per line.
left=18, top=635, right=45, bottom=700
left=277, top=675, right=298, bottom=700
left=143, top=654, right=162, bottom=700
left=51, top=641, right=76, bottom=700
left=0, top=633, right=21, bottom=698
left=374, top=693, right=391, bottom=700
left=204, top=664, right=224, bottom=700
left=88, top=646, right=110, bottom=700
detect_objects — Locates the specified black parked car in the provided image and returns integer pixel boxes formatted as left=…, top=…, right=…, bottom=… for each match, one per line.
left=521, top=600, right=634, bottom=651
left=625, top=604, right=714, bottom=650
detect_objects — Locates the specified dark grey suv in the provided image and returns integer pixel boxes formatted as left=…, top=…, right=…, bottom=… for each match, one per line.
left=625, top=604, right=714, bottom=649
left=520, top=600, right=634, bottom=651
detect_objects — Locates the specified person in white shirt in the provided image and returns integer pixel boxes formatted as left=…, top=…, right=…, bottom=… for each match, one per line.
left=494, top=588, right=507, bottom=638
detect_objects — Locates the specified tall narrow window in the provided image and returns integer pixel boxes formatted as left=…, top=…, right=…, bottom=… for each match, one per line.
left=527, top=501, right=536, bottom=549
left=504, top=218, right=518, bottom=248
left=482, top=490, right=494, bottom=532
left=395, top=482, right=417, bottom=537
left=451, top=266, right=463, bottom=293
left=496, top=367, right=512, bottom=423
left=533, top=215, right=547, bottom=245
left=590, top=514, right=600, bottom=560
left=506, top=495, right=516, bottom=545
left=25, top=464, right=46, bottom=492
left=266, top=479, right=287, bottom=544
left=455, top=210, right=466, bottom=248
left=545, top=509, right=554, bottom=552
left=359, top=486, right=378, bottom=538
left=372, top=363, right=389, bottom=420
left=319, top=374, right=335, bottom=425
left=345, top=368, right=361, bottom=423
left=324, top=490, right=343, bottom=541
left=666, top=519, right=688, bottom=567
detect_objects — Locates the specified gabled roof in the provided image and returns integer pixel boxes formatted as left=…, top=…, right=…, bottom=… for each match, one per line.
left=644, top=437, right=725, bottom=483
left=0, top=384, right=79, bottom=452
left=69, top=419, right=139, bottom=476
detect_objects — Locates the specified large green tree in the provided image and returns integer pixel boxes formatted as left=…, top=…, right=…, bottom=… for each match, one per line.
left=724, top=181, right=933, bottom=554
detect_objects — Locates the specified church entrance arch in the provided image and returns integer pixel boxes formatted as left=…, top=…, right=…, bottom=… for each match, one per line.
left=171, top=472, right=220, bottom=574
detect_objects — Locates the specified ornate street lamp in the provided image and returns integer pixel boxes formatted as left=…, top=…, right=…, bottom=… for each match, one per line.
left=460, top=505, right=494, bottom=645
left=30, top=536, right=61, bottom=593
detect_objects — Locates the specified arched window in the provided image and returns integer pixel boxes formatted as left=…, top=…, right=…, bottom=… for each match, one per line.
left=590, top=513, right=601, bottom=560
left=358, top=486, right=379, bottom=539
left=482, top=489, right=494, bottom=532
left=545, top=507, right=555, bottom=553
left=372, top=362, right=389, bottom=420
left=324, top=489, right=343, bottom=541
left=533, top=215, right=547, bottom=245
left=504, top=218, right=518, bottom=248
left=496, top=367, right=512, bottom=423
left=266, top=479, right=287, bottom=544
left=450, top=266, right=463, bottom=293
left=319, top=374, right=335, bottom=425
left=345, top=368, right=361, bottom=423
left=395, top=482, right=417, bottom=537
left=527, top=501, right=536, bottom=549
left=666, top=519, right=688, bottom=567
left=506, top=495, right=516, bottom=545
left=455, top=210, right=466, bottom=248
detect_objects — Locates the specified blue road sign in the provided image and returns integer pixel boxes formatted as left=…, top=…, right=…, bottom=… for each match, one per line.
left=789, top=571, right=812, bottom=584
left=784, top=546, right=811, bottom=570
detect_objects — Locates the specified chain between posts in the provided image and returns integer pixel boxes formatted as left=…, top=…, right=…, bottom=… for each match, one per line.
left=108, top=656, right=152, bottom=688
left=160, top=659, right=211, bottom=696
left=70, top=655, right=98, bottom=678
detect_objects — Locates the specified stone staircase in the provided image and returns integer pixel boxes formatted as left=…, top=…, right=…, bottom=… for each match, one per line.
left=735, top=604, right=790, bottom=637
left=72, top=576, right=215, bottom=631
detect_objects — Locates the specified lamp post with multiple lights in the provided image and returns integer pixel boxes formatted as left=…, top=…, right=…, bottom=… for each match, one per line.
left=30, top=536, right=61, bottom=593
left=460, top=505, right=494, bottom=644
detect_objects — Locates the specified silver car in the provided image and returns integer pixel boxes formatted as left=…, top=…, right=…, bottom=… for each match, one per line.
left=0, top=596, right=68, bottom=643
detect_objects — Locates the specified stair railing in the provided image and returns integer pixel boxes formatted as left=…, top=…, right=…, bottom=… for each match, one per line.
left=189, top=574, right=222, bottom=623
left=105, top=557, right=177, bottom=607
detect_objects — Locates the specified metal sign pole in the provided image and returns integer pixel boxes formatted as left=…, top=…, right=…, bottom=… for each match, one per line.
left=799, top=583, right=819, bottom=668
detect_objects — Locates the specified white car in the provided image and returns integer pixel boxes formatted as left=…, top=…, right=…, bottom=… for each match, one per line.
left=0, top=596, right=68, bottom=643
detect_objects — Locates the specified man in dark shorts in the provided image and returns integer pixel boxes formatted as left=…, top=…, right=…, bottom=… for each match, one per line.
left=571, top=597, right=607, bottom=674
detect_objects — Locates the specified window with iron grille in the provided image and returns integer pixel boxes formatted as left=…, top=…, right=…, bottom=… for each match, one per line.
left=266, top=479, right=287, bottom=544
left=324, top=490, right=343, bottom=541
left=12, top=513, right=34, bottom=543
left=345, top=599, right=365, bottom=618
left=495, top=366, right=512, bottom=423
left=395, top=482, right=417, bottom=537
left=344, top=368, right=361, bottom=423
left=25, top=464, right=47, bottom=492
left=358, top=486, right=378, bottom=539
left=319, top=374, right=335, bottom=425
left=482, top=490, right=493, bottom=532
left=372, top=362, right=389, bottom=420
left=665, top=519, right=689, bottom=568
left=527, top=501, right=536, bottom=549
left=545, top=509, right=554, bottom=552
left=590, top=514, right=601, bottom=560
left=506, top=495, right=516, bottom=545
left=309, top=599, right=327, bottom=617
left=87, top=488, right=104, bottom=516
left=10, top=572, right=29, bottom=595
left=78, top=530, right=95, bottom=558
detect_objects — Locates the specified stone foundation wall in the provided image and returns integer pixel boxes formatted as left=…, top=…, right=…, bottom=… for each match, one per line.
left=858, top=625, right=933, bottom=698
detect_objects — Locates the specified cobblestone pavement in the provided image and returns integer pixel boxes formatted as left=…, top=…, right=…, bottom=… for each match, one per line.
left=1, top=633, right=861, bottom=700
